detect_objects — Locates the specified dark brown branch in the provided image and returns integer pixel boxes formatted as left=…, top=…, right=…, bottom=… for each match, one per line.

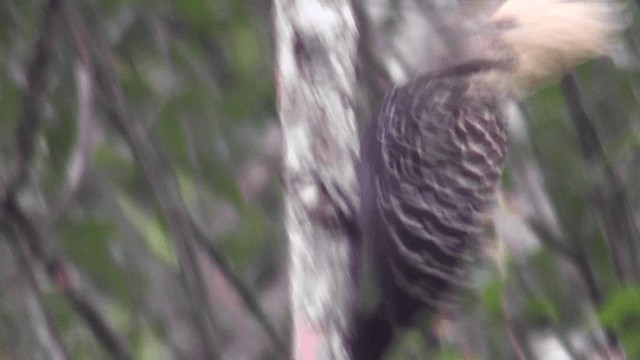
left=190, top=217, right=289, bottom=355
left=3, top=227, right=70, bottom=360
left=55, top=2, right=227, bottom=357
left=65, top=4, right=288, bottom=356
left=0, top=0, right=61, bottom=204
left=1, top=198, right=134, bottom=360
left=527, top=219, right=574, bottom=260
left=528, top=220, right=605, bottom=308
left=97, top=67, right=223, bottom=358
left=65, top=292, right=131, bottom=359
left=75, top=13, right=224, bottom=356
left=60, top=7, right=222, bottom=357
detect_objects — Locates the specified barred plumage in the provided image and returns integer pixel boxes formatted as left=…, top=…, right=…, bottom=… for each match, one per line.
left=359, top=65, right=508, bottom=323
left=357, top=0, right=624, bottom=331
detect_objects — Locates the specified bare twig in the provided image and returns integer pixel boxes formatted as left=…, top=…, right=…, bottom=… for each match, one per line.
left=500, top=291, right=527, bottom=360
left=0, top=0, right=61, bottom=204
left=522, top=169, right=620, bottom=356
left=512, top=92, right=623, bottom=356
left=49, top=1, right=96, bottom=224
left=72, top=5, right=226, bottom=354
left=190, top=217, right=288, bottom=354
left=54, top=2, right=228, bottom=357
left=505, top=102, right=621, bottom=357
left=511, top=259, right=583, bottom=360
left=493, top=193, right=528, bottom=360
left=0, top=3, right=124, bottom=355
left=96, top=59, right=223, bottom=358
left=64, top=4, right=289, bottom=356
left=2, top=227, right=70, bottom=360
left=185, top=129, right=289, bottom=355
left=561, top=73, right=640, bottom=285
left=506, top=117, right=575, bottom=259
left=1, top=198, right=134, bottom=360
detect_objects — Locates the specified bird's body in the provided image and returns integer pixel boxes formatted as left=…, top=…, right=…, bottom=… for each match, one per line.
left=359, top=63, right=509, bottom=324
left=356, top=0, right=625, bottom=349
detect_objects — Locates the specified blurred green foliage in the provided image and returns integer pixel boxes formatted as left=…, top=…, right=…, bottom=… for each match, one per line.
left=2, top=0, right=640, bottom=359
left=0, top=0, right=285, bottom=358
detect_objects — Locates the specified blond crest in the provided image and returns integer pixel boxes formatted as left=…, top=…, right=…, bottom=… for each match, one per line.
left=491, top=0, right=626, bottom=92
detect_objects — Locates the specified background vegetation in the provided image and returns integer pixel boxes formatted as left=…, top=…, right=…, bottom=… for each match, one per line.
left=1, top=0, right=640, bottom=359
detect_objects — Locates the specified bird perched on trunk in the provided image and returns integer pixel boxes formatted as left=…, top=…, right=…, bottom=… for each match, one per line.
left=355, top=0, right=625, bottom=356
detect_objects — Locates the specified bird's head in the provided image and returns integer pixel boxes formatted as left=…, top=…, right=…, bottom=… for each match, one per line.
left=474, top=0, right=627, bottom=96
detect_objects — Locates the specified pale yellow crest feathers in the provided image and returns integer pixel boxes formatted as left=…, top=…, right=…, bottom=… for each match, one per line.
left=491, top=0, right=626, bottom=93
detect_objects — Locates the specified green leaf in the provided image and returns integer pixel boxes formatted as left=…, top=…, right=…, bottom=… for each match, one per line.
left=59, top=219, right=130, bottom=302
left=155, top=99, right=192, bottom=171
left=524, top=297, right=560, bottom=325
left=231, top=27, right=260, bottom=79
left=93, top=144, right=136, bottom=185
left=482, top=278, right=503, bottom=319
left=386, top=328, right=429, bottom=359
left=434, top=348, right=463, bottom=360
left=117, top=194, right=178, bottom=268
left=600, top=288, right=640, bottom=328
left=43, top=293, right=75, bottom=332
left=221, top=206, right=267, bottom=269
left=600, top=287, right=640, bottom=358
left=134, top=323, right=164, bottom=360
left=172, top=0, right=215, bottom=32
left=0, top=76, right=20, bottom=135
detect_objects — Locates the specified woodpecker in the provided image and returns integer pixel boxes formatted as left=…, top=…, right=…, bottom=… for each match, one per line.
left=357, top=0, right=624, bottom=346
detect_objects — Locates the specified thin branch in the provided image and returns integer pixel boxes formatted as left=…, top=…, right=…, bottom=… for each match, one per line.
left=505, top=113, right=575, bottom=259
left=65, top=4, right=288, bottom=356
left=98, top=64, right=223, bottom=358
left=500, top=290, right=527, bottom=360
left=0, top=4, right=131, bottom=355
left=561, top=74, right=640, bottom=284
left=568, top=239, right=621, bottom=357
left=491, top=196, right=529, bottom=360
left=527, top=219, right=574, bottom=259
left=514, top=115, right=611, bottom=312
left=511, top=141, right=618, bottom=352
left=2, top=228, right=70, bottom=360
left=0, top=0, right=61, bottom=204
left=511, top=259, right=583, bottom=360
left=70, top=6, right=224, bottom=355
left=1, top=198, right=134, bottom=360
left=506, top=101, right=619, bottom=357
left=49, top=1, right=96, bottom=224
left=525, top=185, right=621, bottom=357
left=529, top=219, right=606, bottom=310
left=190, top=217, right=289, bottom=355
left=172, top=30, right=287, bottom=352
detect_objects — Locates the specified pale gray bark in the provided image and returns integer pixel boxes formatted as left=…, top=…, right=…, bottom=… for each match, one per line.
left=273, top=0, right=359, bottom=358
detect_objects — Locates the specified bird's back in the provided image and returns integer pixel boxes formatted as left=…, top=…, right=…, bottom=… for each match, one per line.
left=359, top=70, right=508, bottom=324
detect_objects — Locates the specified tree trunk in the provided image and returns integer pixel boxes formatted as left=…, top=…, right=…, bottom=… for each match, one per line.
left=273, top=1, right=360, bottom=359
